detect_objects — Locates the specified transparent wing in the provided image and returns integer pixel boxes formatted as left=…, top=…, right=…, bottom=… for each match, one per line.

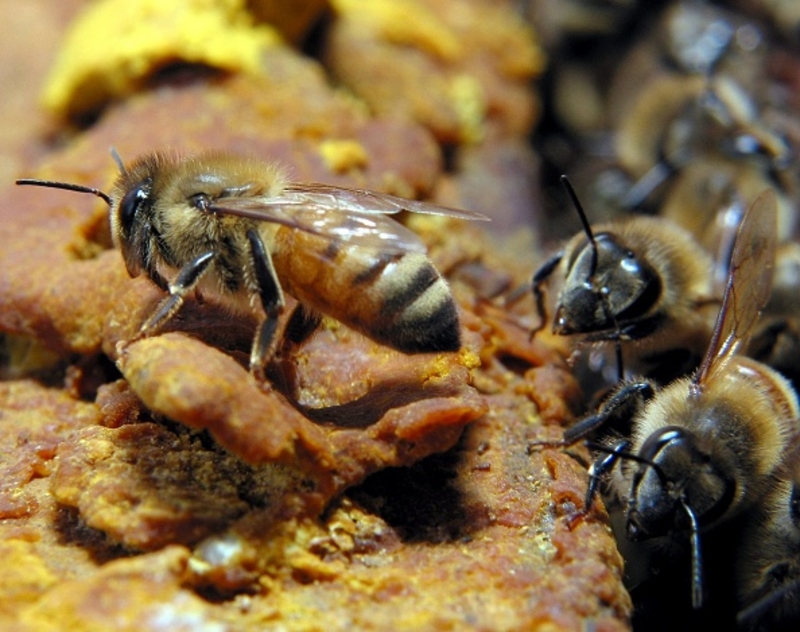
left=693, top=189, right=777, bottom=387
left=280, top=183, right=490, bottom=220
left=207, top=184, right=487, bottom=255
left=208, top=196, right=430, bottom=254
left=709, top=195, right=747, bottom=292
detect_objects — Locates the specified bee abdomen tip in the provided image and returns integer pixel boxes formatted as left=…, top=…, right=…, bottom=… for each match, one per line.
left=390, top=297, right=462, bottom=353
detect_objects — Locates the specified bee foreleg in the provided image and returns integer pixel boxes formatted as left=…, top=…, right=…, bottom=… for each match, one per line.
left=563, top=380, right=655, bottom=444
left=247, top=229, right=285, bottom=382
left=569, top=439, right=632, bottom=528
left=527, top=381, right=650, bottom=451
left=530, top=251, right=563, bottom=341
left=620, top=158, right=675, bottom=209
left=138, top=251, right=216, bottom=337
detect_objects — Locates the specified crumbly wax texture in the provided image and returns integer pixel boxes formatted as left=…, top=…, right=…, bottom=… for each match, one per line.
left=0, top=1, right=629, bottom=629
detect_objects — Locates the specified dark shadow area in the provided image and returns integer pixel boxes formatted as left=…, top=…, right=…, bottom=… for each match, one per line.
left=293, top=378, right=468, bottom=428
left=348, top=440, right=469, bottom=543
left=66, top=354, right=123, bottom=401
left=54, top=505, right=134, bottom=565
left=145, top=61, right=227, bottom=90
left=623, top=518, right=741, bottom=631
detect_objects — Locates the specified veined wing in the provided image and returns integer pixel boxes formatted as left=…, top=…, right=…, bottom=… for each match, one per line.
left=693, top=189, right=777, bottom=389
left=207, top=183, right=487, bottom=254
left=207, top=195, right=428, bottom=254
left=280, top=183, right=490, bottom=220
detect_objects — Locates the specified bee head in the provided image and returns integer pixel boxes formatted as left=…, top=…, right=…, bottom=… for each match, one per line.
left=627, top=426, right=735, bottom=541
left=555, top=233, right=661, bottom=336
left=108, top=152, right=178, bottom=278
left=109, top=178, right=154, bottom=277
left=15, top=150, right=164, bottom=279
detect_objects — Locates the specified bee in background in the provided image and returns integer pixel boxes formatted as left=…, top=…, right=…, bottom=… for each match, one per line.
left=735, top=443, right=800, bottom=631
left=16, top=151, right=488, bottom=381
left=531, top=176, right=716, bottom=383
left=565, top=190, right=798, bottom=609
left=741, top=0, right=800, bottom=46
left=607, top=1, right=795, bottom=215
left=656, top=1, right=766, bottom=83
left=658, top=159, right=796, bottom=285
left=614, top=71, right=795, bottom=212
left=746, top=241, right=800, bottom=389
left=656, top=161, right=800, bottom=389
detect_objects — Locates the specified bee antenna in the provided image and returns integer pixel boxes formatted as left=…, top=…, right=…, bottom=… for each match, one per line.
left=587, top=441, right=667, bottom=477
left=680, top=498, right=704, bottom=610
left=15, top=178, right=112, bottom=207
left=561, top=173, right=625, bottom=366
left=110, top=147, right=126, bottom=176
left=560, top=175, right=598, bottom=277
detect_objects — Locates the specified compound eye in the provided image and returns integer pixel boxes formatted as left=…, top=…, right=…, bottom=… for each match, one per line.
left=118, top=184, right=149, bottom=235
left=189, top=192, right=211, bottom=212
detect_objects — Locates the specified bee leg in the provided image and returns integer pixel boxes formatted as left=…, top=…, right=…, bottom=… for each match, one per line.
left=568, top=439, right=632, bottom=528
left=283, top=304, right=322, bottom=347
left=562, top=380, right=655, bottom=444
left=275, top=304, right=322, bottom=361
left=530, top=251, right=563, bottom=341
left=247, top=229, right=285, bottom=382
left=620, top=158, right=675, bottom=209
left=529, top=381, right=653, bottom=452
left=737, top=576, right=800, bottom=628
left=138, top=251, right=216, bottom=337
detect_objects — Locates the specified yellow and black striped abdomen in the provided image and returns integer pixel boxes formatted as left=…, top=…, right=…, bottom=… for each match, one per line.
left=270, top=228, right=461, bottom=353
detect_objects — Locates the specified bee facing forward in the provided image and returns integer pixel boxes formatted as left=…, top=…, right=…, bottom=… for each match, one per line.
left=562, top=190, right=798, bottom=609
left=17, top=151, right=487, bottom=380
left=531, top=176, right=716, bottom=382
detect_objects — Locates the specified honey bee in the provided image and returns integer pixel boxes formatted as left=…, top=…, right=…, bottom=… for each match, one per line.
left=531, top=176, right=716, bottom=382
left=615, top=72, right=793, bottom=210
left=570, top=190, right=798, bottom=608
left=16, top=151, right=488, bottom=381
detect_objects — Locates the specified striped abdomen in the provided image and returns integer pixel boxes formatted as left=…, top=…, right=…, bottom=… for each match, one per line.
left=270, top=228, right=461, bottom=353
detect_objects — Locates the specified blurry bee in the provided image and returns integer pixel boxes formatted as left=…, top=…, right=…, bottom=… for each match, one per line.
left=570, top=190, right=798, bottom=608
left=16, top=151, right=488, bottom=381
left=657, top=1, right=765, bottom=82
left=658, top=159, right=796, bottom=282
left=658, top=162, right=800, bottom=388
left=659, top=161, right=750, bottom=289
left=735, top=445, right=800, bottom=631
left=615, top=73, right=793, bottom=210
left=730, top=0, right=800, bottom=46
left=747, top=241, right=800, bottom=389
left=531, top=176, right=716, bottom=382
